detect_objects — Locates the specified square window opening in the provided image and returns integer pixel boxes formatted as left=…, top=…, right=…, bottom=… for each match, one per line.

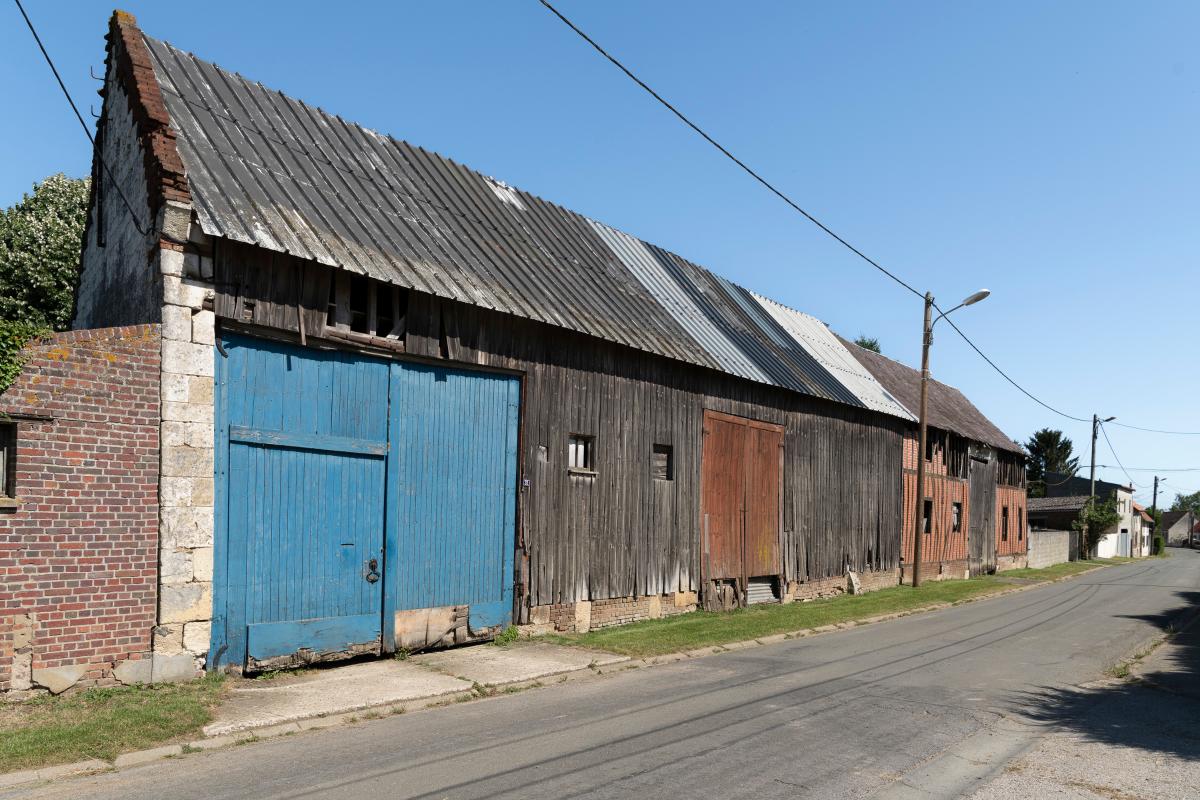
left=652, top=444, right=673, bottom=481
left=568, top=435, right=595, bottom=472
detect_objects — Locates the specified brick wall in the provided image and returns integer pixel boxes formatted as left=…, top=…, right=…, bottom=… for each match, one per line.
left=901, top=433, right=970, bottom=566
left=0, top=326, right=160, bottom=695
left=995, top=484, right=1028, bottom=557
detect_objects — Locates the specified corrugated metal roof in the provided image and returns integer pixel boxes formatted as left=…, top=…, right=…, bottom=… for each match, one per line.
left=753, top=295, right=914, bottom=419
left=144, top=33, right=915, bottom=419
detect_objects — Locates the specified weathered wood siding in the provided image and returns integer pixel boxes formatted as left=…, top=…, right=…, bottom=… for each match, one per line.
left=214, top=244, right=906, bottom=612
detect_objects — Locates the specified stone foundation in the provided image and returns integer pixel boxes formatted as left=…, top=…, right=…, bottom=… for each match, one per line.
left=521, top=570, right=901, bottom=636
left=995, top=553, right=1028, bottom=572
left=899, top=559, right=971, bottom=585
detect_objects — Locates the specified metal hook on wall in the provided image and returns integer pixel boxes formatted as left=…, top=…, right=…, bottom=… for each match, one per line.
left=89, top=65, right=105, bottom=82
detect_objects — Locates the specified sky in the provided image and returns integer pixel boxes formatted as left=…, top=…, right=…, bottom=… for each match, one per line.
left=2, top=1, right=1197, bottom=504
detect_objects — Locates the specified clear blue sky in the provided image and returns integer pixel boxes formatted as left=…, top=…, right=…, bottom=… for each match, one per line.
left=3, top=1, right=1197, bottom=503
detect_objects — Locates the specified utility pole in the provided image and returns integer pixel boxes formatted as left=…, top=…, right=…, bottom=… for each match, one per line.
left=911, top=288, right=990, bottom=588
left=1084, top=413, right=1116, bottom=559
left=912, top=293, right=933, bottom=588
left=1151, top=476, right=1164, bottom=552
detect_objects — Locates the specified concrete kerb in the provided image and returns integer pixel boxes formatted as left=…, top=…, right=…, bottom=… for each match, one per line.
left=0, top=560, right=1122, bottom=788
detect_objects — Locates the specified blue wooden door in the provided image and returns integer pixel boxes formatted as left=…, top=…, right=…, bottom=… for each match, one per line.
left=387, top=363, right=521, bottom=631
left=213, top=335, right=390, bottom=668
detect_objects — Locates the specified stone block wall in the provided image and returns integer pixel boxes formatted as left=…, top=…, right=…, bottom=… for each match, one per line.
left=788, top=568, right=900, bottom=601
left=1027, top=529, right=1071, bottom=570
left=153, top=228, right=216, bottom=669
left=0, top=327, right=160, bottom=695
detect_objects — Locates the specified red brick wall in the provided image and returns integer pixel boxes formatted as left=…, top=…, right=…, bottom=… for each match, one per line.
left=995, top=484, right=1028, bottom=556
left=0, top=326, right=160, bottom=692
left=901, top=433, right=970, bottom=565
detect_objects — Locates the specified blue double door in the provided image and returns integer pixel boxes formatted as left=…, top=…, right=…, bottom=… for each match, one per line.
left=211, top=335, right=520, bottom=669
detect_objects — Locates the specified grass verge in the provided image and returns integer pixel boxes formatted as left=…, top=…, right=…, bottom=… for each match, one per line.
left=547, top=559, right=1126, bottom=658
left=0, top=673, right=226, bottom=773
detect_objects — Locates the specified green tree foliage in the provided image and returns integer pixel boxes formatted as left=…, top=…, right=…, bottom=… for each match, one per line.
left=0, top=174, right=90, bottom=392
left=1169, top=490, right=1200, bottom=516
left=1072, top=496, right=1120, bottom=558
left=1024, top=428, right=1080, bottom=497
left=853, top=335, right=881, bottom=353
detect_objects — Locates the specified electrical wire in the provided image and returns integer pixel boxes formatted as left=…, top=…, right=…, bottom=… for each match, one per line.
left=1098, top=422, right=1139, bottom=488
left=1108, top=421, right=1200, bottom=436
left=536, top=0, right=924, bottom=300
left=1093, top=465, right=1200, bottom=473
left=13, top=0, right=149, bottom=235
left=537, top=0, right=1105, bottom=427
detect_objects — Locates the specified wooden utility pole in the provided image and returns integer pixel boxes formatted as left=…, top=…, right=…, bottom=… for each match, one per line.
left=912, top=293, right=933, bottom=587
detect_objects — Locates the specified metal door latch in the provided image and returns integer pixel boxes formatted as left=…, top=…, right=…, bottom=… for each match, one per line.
left=364, top=558, right=380, bottom=584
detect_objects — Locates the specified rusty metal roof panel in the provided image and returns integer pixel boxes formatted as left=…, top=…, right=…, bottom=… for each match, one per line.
left=144, top=33, right=915, bottom=419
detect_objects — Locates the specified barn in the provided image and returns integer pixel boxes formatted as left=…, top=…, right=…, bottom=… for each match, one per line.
left=66, top=12, right=927, bottom=676
left=842, top=342, right=1028, bottom=579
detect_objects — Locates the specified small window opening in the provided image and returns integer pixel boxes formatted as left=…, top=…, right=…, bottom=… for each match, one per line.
left=1018, top=508, right=1024, bottom=541
left=652, top=444, right=673, bottom=481
left=348, top=274, right=371, bottom=333
left=0, top=423, right=16, bottom=500
left=568, top=435, right=594, bottom=472
left=952, top=502, right=963, bottom=533
left=922, top=499, right=933, bottom=534
left=1001, top=505, right=1010, bottom=541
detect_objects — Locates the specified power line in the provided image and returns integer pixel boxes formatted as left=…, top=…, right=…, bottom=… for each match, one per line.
left=1094, top=465, right=1200, bottom=473
left=12, top=0, right=149, bottom=235
left=536, top=0, right=924, bottom=300
left=933, top=313, right=1091, bottom=423
left=1099, top=421, right=1139, bottom=488
left=538, top=0, right=1101, bottom=427
left=1108, top=421, right=1200, bottom=436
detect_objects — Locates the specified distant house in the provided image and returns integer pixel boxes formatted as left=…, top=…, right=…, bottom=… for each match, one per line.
left=843, top=342, right=1028, bottom=579
left=1131, top=502, right=1153, bottom=557
left=1041, top=473, right=1136, bottom=557
left=1161, top=511, right=1197, bottom=547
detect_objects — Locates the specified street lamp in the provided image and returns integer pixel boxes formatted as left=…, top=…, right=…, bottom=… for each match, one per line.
left=912, top=289, right=990, bottom=587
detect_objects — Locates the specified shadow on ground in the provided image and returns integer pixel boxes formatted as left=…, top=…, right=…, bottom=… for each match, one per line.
left=1008, top=588, right=1200, bottom=761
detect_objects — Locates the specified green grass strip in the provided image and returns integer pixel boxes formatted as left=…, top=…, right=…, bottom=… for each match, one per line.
left=548, top=559, right=1123, bottom=658
left=0, top=674, right=225, bottom=772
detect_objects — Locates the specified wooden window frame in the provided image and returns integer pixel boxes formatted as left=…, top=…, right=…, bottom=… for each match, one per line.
left=652, top=443, right=673, bottom=481
left=0, top=423, right=16, bottom=507
left=567, top=434, right=596, bottom=475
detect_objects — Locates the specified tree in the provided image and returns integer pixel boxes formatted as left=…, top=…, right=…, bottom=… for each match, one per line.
left=0, top=174, right=89, bottom=391
left=853, top=335, right=881, bottom=353
left=1169, top=490, right=1200, bottom=516
left=1073, top=496, right=1120, bottom=559
left=1024, top=428, right=1079, bottom=497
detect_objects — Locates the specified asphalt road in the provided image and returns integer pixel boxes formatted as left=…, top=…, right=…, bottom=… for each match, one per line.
left=10, top=551, right=1200, bottom=800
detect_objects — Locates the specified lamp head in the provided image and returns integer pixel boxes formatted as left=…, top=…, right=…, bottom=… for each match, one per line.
left=961, top=289, right=991, bottom=307
left=1103, top=416, right=1116, bottom=423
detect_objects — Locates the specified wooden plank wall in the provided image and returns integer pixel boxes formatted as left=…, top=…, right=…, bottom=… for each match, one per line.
left=214, top=246, right=906, bottom=610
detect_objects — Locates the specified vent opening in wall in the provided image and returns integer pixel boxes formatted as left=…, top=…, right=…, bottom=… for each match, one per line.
left=568, top=435, right=594, bottom=473
left=652, top=444, right=673, bottom=481
left=746, top=577, right=779, bottom=604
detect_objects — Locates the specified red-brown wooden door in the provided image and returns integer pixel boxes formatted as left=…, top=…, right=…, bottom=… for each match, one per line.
left=701, top=411, right=784, bottom=598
